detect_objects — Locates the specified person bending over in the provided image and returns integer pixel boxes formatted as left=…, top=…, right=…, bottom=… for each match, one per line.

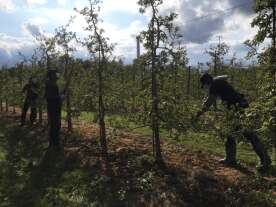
left=197, top=73, right=271, bottom=172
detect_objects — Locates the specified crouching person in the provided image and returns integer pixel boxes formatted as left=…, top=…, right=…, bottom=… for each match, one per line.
left=196, top=73, right=271, bottom=172
left=45, top=70, right=63, bottom=151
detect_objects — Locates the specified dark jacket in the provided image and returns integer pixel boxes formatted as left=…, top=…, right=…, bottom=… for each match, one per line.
left=203, top=78, right=248, bottom=111
left=23, top=82, right=38, bottom=101
left=45, top=81, right=62, bottom=113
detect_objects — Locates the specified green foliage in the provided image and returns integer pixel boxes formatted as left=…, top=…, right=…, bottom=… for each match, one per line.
left=252, top=0, right=276, bottom=44
left=137, top=171, right=155, bottom=192
left=206, top=41, right=230, bottom=73
left=245, top=0, right=276, bottom=64
left=0, top=0, right=275, bottom=206
left=242, top=65, right=276, bottom=149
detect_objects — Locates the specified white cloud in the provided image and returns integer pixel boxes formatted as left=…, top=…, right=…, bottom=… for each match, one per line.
left=74, top=0, right=139, bottom=15
left=70, top=11, right=145, bottom=61
left=26, top=0, right=47, bottom=6
left=27, top=17, right=49, bottom=25
left=101, top=20, right=146, bottom=61
left=70, top=0, right=256, bottom=64
left=22, top=22, right=43, bottom=37
left=0, top=0, right=15, bottom=12
left=220, top=13, right=256, bottom=46
left=0, top=0, right=258, bottom=66
left=102, top=0, right=138, bottom=14
left=0, top=33, right=36, bottom=66
left=26, top=7, right=74, bottom=32
left=43, top=8, right=74, bottom=22
left=57, top=0, right=67, bottom=6
left=0, top=33, right=35, bottom=52
left=38, top=7, right=73, bottom=22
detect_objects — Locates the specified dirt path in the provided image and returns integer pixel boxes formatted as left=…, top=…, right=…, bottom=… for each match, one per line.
left=1, top=112, right=275, bottom=206
left=74, top=121, right=264, bottom=182
left=10, top=110, right=276, bottom=184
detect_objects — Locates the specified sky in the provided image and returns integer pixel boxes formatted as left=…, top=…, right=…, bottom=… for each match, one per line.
left=0, top=0, right=257, bottom=66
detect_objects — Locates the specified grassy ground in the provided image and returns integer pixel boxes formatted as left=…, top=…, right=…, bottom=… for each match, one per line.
left=67, top=111, right=267, bottom=167
left=0, top=112, right=275, bottom=207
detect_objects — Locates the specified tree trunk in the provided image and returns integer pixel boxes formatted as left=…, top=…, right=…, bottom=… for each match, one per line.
left=120, top=69, right=126, bottom=113
left=5, top=100, right=8, bottom=112
left=173, top=63, right=178, bottom=104
left=131, top=66, right=137, bottom=113
left=98, top=53, right=108, bottom=160
left=272, top=5, right=276, bottom=64
left=274, top=59, right=276, bottom=166
left=64, top=56, right=73, bottom=132
left=0, top=99, right=2, bottom=112
left=151, top=50, right=162, bottom=163
left=197, top=66, right=200, bottom=98
left=271, top=5, right=276, bottom=165
left=66, top=93, right=72, bottom=131
left=253, top=66, right=258, bottom=98
left=38, top=106, right=43, bottom=124
left=141, top=65, right=147, bottom=115
left=187, top=66, right=191, bottom=102
left=214, top=51, right=218, bottom=76
left=46, top=55, right=51, bottom=70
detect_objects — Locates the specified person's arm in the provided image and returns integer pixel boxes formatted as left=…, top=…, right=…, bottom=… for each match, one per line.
left=60, top=89, right=66, bottom=102
left=31, top=83, right=39, bottom=95
left=22, top=84, right=28, bottom=93
left=44, top=83, right=49, bottom=100
left=203, top=94, right=217, bottom=111
left=196, top=94, right=217, bottom=118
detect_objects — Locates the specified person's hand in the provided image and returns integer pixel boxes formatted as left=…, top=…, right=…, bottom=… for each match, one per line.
left=60, top=92, right=66, bottom=102
left=196, top=110, right=203, bottom=119
left=191, top=111, right=203, bottom=130
left=60, top=95, right=65, bottom=101
left=191, top=111, right=201, bottom=123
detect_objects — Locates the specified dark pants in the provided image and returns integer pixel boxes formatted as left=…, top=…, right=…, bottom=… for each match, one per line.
left=47, top=101, right=61, bottom=148
left=21, top=99, right=37, bottom=125
left=225, top=129, right=271, bottom=166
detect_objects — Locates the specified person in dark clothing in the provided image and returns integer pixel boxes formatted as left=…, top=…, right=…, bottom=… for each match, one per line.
left=21, top=77, right=38, bottom=126
left=197, top=73, right=271, bottom=172
left=45, top=70, right=63, bottom=150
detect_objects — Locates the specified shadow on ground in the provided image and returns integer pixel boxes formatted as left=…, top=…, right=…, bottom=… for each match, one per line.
left=0, top=114, right=275, bottom=207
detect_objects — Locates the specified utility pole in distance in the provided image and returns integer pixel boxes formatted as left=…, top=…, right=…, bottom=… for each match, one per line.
left=187, top=66, right=191, bottom=102
left=136, top=35, right=141, bottom=59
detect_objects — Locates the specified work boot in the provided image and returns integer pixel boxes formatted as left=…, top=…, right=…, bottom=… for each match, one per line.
left=243, top=130, right=272, bottom=172
left=219, top=158, right=237, bottom=166
left=221, top=135, right=237, bottom=166
left=53, top=144, right=61, bottom=152
left=257, top=163, right=271, bottom=173
left=20, top=115, right=26, bottom=126
left=256, top=152, right=272, bottom=173
left=30, top=106, right=37, bottom=124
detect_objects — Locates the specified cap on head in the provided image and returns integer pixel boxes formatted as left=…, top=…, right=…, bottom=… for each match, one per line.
left=200, top=73, right=213, bottom=88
